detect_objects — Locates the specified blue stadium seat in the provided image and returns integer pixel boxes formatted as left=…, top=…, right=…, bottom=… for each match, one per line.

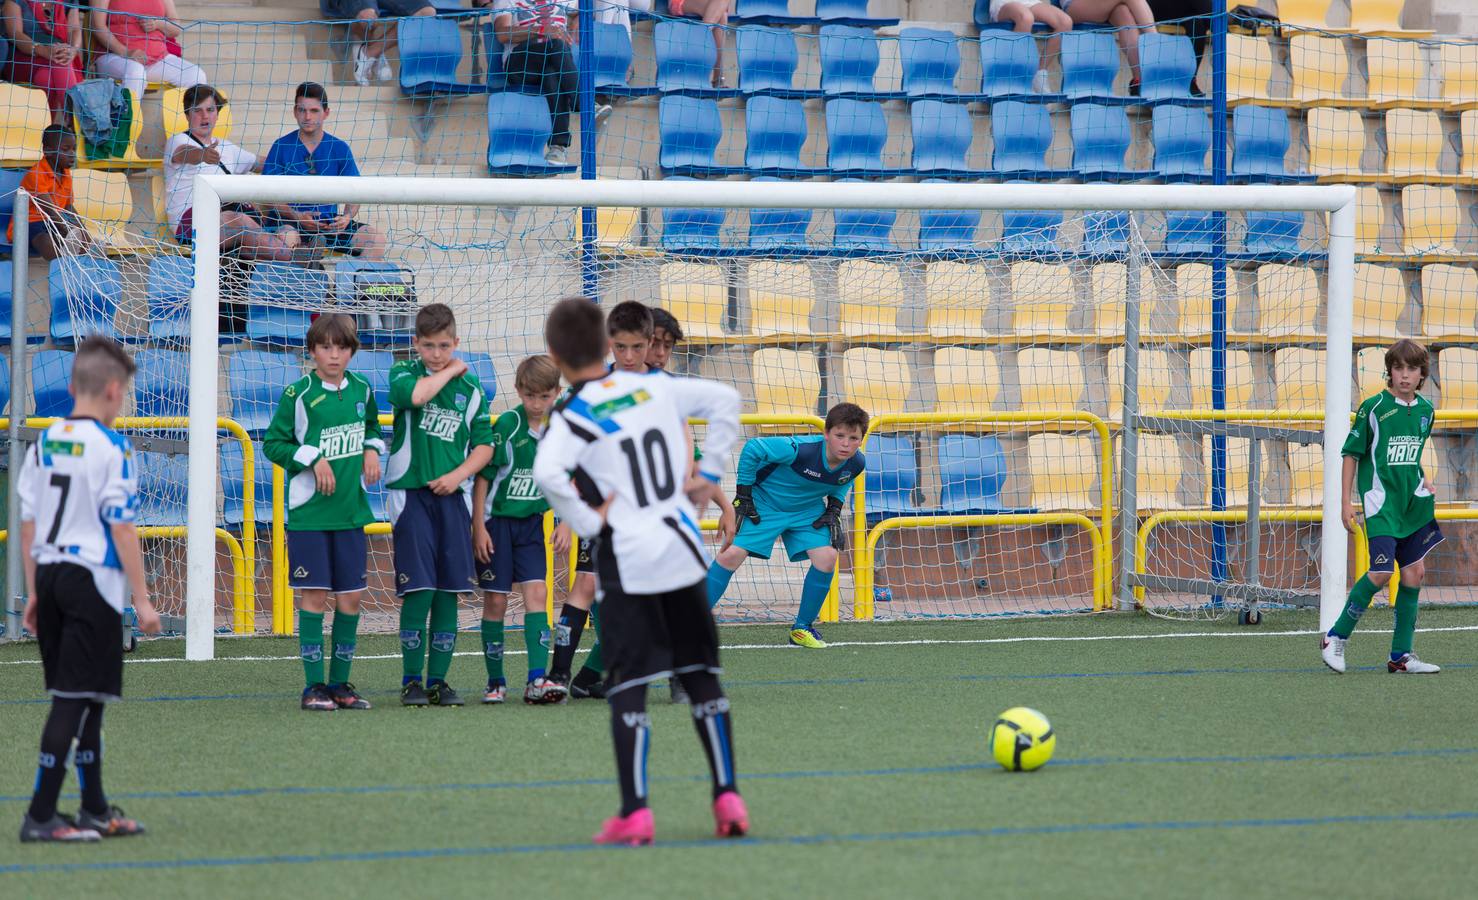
left=246, top=263, right=326, bottom=346
left=134, top=349, right=190, bottom=420
left=592, top=21, right=637, bottom=92
left=1164, top=210, right=1215, bottom=256
left=365, top=475, right=388, bottom=523
left=978, top=31, right=1039, bottom=99
left=865, top=434, right=919, bottom=517
left=0, top=260, right=12, bottom=345
left=228, top=350, right=302, bottom=436
left=487, top=92, right=576, bottom=175
left=911, top=100, right=974, bottom=175
left=814, top=0, right=898, bottom=26
left=661, top=177, right=726, bottom=251
left=825, top=98, right=889, bottom=174
left=463, top=351, right=499, bottom=402
left=480, top=20, right=506, bottom=90
left=1152, top=104, right=1210, bottom=181
left=1242, top=211, right=1305, bottom=257
left=331, top=260, right=414, bottom=347
left=49, top=256, right=121, bottom=345
left=732, top=0, right=819, bottom=24
left=833, top=179, right=896, bottom=250
left=1000, top=195, right=1062, bottom=255
left=656, top=19, right=725, bottom=94
left=748, top=176, right=813, bottom=250
left=398, top=16, right=488, bottom=95
left=918, top=178, right=980, bottom=250
left=660, top=95, right=726, bottom=175
left=1233, top=106, right=1313, bottom=183
left=146, top=255, right=193, bottom=343
left=135, top=452, right=188, bottom=528
left=0, top=168, right=25, bottom=257
left=1070, top=104, right=1145, bottom=180
left=31, top=350, right=73, bottom=418
left=354, top=349, right=396, bottom=417
left=1081, top=210, right=1130, bottom=256
left=0, top=355, right=8, bottom=415
left=899, top=27, right=959, bottom=97
left=1139, top=32, right=1198, bottom=100
left=939, top=435, right=1007, bottom=513
left=818, top=25, right=883, bottom=96
left=990, top=102, right=1071, bottom=178
left=745, top=96, right=815, bottom=174
left=220, top=440, right=275, bottom=528
left=737, top=26, right=812, bottom=94
left=1060, top=31, right=1120, bottom=99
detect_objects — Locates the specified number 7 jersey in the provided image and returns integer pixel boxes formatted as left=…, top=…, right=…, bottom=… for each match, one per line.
left=533, top=370, right=741, bottom=594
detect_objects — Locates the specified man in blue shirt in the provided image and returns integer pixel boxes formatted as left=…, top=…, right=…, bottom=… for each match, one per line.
left=262, top=82, right=386, bottom=259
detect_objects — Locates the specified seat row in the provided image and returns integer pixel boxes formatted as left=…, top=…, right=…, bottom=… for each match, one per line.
left=1307, top=107, right=1478, bottom=185
left=1231, top=31, right=1478, bottom=109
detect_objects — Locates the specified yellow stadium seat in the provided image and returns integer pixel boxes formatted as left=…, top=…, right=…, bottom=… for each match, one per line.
left=1131, top=434, right=1185, bottom=510
left=924, top=261, right=992, bottom=338
left=1287, top=442, right=1324, bottom=507
left=1017, top=349, right=1084, bottom=412
left=1257, top=263, right=1322, bottom=339
left=576, top=207, right=639, bottom=248
left=1400, top=185, right=1462, bottom=256
left=838, top=260, right=905, bottom=338
left=1190, top=349, right=1255, bottom=410
left=1288, top=34, right=1351, bottom=106
left=1421, top=264, right=1478, bottom=341
left=1439, top=347, right=1478, bottom=410
left=1356, top=346, right=1389, bottom=401
left=1275, top=0, right=1333, bottom=30
left=1355, top=186, right=1385, bottom=254
left=1175, top=263, right=1213, bottom=338
left=1092, top=263, right=1158, bottom=338
left=1306, top=108, right=1366, bottom=178
left=1275, top=348, right=1325, bottom=412
left=1200, top=436, right=1257, bottom=507
left=1352, top=263, right=1406, bottom=341
left=161, top=88, right=234, bottom=140
left=752, top=348, right=820, bottom=417
left=1028, top=434, right=1099, bottom=510
left=934, top=347, right=1000, bottom=411
left=1463, top=111, right=1478, bottom=176
left=747, top=261, right=816, bottom=338
left=1384, top=109, right=1446, bottom=180
left=1347, top=0, right=1433, bottom=36
left=1441, top=44, right=1478, bottom=107
left=1367, top=39, right=1435, bottom=107
left=74, top=95, right=155, bottom=169
left=1106, top=348, right=1175, bottom=421
left=1010, top=261, right=1076, bottom=338
left=71, top=170, right=138, bottom=252
left=841, top=347, right=911, bottom=421
left=1226, top=33, right=1275, bottom=103
left=0, top=85, right=49, bottom=166
left=660, top=262, right=726, bottom=340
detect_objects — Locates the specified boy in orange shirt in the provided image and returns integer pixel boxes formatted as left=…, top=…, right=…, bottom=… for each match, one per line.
left=10, top=124, right=95, bottom=260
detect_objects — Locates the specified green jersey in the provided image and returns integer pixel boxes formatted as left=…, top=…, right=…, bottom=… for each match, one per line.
left=478, top=405, right=549, bottom=519
left=386, top=358, right=495, bottom=492
left=1341, top=390, right=1436, bottom=539
left=263, top=371, right=386, bottom=532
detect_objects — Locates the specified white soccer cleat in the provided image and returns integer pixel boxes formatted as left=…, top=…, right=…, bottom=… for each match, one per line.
left=1321, top=634, right=1347, bottom=673
left=352, top=43, right=374, bottom=87
left=1388, top=653, right=1440, bottom=674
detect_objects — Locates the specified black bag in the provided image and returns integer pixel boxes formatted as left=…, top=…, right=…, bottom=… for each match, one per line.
left=343, top=265, right=417, bottom=336
left=1230, top=5, right=1281, bottom=36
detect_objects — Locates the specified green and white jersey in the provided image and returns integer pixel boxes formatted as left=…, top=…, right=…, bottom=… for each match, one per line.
left=479, top=404, right=549, bottom=519
left=1341, top=390, right=1436, bottom=539
left=263, top=371, right=385, bottom=532
left=385, top=358, right=495, bottom=492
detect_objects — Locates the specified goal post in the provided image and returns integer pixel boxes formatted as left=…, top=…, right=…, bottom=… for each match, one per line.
left=182, top=176, right=1357, bottom=660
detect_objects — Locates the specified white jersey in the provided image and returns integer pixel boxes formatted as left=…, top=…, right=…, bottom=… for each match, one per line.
left=18, top=418, right=140, bottom=611
left=533, top=369, right=740, bottom=594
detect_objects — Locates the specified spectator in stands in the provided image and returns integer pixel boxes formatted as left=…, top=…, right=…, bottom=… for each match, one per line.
left=8, top=124, right=97, bottom=260
left=486, top=0, right=580, bottom=166
left=89, top=0, right=209, bottom=100
left=988, top=0, right=1072, bottom=94
left=1147, top=0, right=1209, bottom=93
left=320, top=0, right=435, bottom=87
left=1, top=0, right=83, bottom=122
left=1058, top=0, right=1156, bottom=93
left=261, top=82, right=387, bottom=260
left=164, top=85, right=298, bottom=261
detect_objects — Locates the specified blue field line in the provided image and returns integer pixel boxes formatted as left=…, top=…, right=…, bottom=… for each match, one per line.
left=6, top=809, right=1478, bottom=875
left=3, top=746, right=1476, bottom=807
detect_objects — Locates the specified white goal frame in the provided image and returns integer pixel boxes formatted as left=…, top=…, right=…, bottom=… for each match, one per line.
left=185, top=176, right=1357, bottom=659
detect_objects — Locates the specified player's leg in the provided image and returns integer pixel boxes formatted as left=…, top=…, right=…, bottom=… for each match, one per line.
left=391, top=490, right=435, bottom=704
left=710, top=515, right=786, bottom=610
left=787, top=535, right=838, bottom=648
left=521, top=579, right=558, bottom=691
left=572, top=590, right=607, bottom=695
left=425, top=493, right=476, bottom=706
left=481, top=590, right=509, bottom=703
left=550, top=563, right=597, bottom=684
left=287, top=530, right=334, bottom=710
left=325, top=526, right=370, bottom=709
left=22, top=697, right=100, bottom=841
left=70, top=700, right=142, bottom=837
left=593, top=584, right=668, bottom=845
left=425, top=592, right=464, bottom=705
left=706, top=543, right=750, bottom=609
left=1323, top=536, right=1394, bottom=673
left=1388, top=522, right=1443, bottom=673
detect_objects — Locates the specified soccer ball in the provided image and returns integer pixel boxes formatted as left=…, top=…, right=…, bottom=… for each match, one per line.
left=989, top=707, right=1056, bottom=772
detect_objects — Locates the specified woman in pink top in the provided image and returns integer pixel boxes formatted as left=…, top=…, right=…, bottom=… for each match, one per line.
left=1, top=0, right=83, bottom=121
left=90, top=0, right=208, bottom=99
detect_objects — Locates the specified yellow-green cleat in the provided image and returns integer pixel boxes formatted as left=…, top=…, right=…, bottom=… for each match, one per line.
left=789, top=626, right=827, bottom=649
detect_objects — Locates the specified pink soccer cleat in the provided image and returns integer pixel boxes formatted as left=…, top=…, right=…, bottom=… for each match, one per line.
left=593, top=807, right=654, bottom=846
left=713, top=790, right=749, bottom=838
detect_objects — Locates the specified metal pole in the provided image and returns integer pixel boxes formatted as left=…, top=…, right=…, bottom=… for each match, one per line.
left=576, top=0, right=598, bottom=302
left=1116, top=253, right=1142, bottom=608
left=1209, top=1, right=1230, bottom=602
left=5, top=188, right=28, bottom=641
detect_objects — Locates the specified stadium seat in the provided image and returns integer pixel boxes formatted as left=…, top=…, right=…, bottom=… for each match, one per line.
left=832, top=180, right=896, bottom=250
left=1092, top=263, right=1150, bottom=338
left=1275, top=348, right=1326, bottom=411
left=737, top=26, right=804, bottom=95
left=0, top=360, right=9, bottom=416
left=1421, top=264, right=1478, bottom=341
left=398, top=16, right=487, bottom=95
left=656, top=19, right=721, bottom=92
left=0, top=168, right=25, bottom=256
left=1367, top=39, right=1432, bottom=106
left=911, top=101, right=974, bottom=175
left=228, top=350, right=303, bottom=436
left=1384, top=109, right=1444, bottom=180
left=838, top=259, right=905, bottom=337
left=991, top=102, right=1067, bottom=178
left=1190, top=349, right=1254, bottom=410
left=31, top=350, right=74, bottom=418
left=747, top=261, right=815, bottom=337
left=1106, top=348, right=1175, bottom=421
left=1164, top=210, right=1215, bottom=256
left=1138, top=32, right=1197, bottom=100
left=1356, top=346, right=1388, bottom=400
left=1347, top=0, right=1433, bottom=36
left=1354, top=186, right=1385, bottom=254
left=1464, top=111, right=1478, bottom=178
left=825, top=99, right=889, bottom=174
left=353, top=349, right=396, bottom=417
left=1400, top=185, right=1462, bottom=256
left=1276, top=0, right=1334, bottom=31
left=661, top=177, right=726, bottom=251
left=1028, top=434, right=1098, bottom=510
left=659, top=95, right=725, bottom=175
left=245, top=263, right=327, bottom=346
left=1232, top=106, right=1301, bottom=181
left=917, top=181, right=982, bottom=251
left=934, top=347, right=1000, bottom=410
left=1442, top=43, right=1478, bottom=107
left=747, top=176, right=813, bottom=249
left=1010, top=262, right=1076, bottom=338
left=0, top=84, right=48, bottom=166
left=135, top=451, right=189, bottom=527
left=1080, top=211, right=1130, bottom=257
left=1224, top=33, right=1274, bottom=103
left=1132, top=434, right=1185, bottom=510
left=463, top=352, right=499, bottom=403
left=161, top=87, right=233, bottom=141
left=220, top=440, right=276, bottom=528
left=841, top=347, right=911, bottom=419
left=1059, top=31, right=1119, bottom=99
left=978, top=31, right=1038, bottom=99
left=49, top=256, right=122, bottom=345
left=752, top=348, right=819, bottom=416
left=1257, top=263, right=1321, bottom=339
left=1305, top=107, right=1366, bottom=178
left=898, top=28, right=959, bottom=97
left=745, top=96, right=811, bottom=173
left=818, top=25, right=881, bottom=96
left=146, top=255, right=192, bottom=342
left=486, top=92, right=576, bottom=175
left=1200, top=436, right=1257, bottom=508
left=133, top=349, right=190, bottom=419
left=1000, top=204, right=1063, bottom=255
left=865, top=434, right=919, bottom=516
left=814, top=0, right=896, bottom=26
left=1152, top=105, right=1210, bottom=180
left=592, top=21, right=635, bottom=91
left=1352, top=263, right=1407, bottom=341
left=939, top=435, right=1008, bottom=513
left=1070, top=105, right=1140, bottom=180
left=1438, top=347, right=1478, bottom=413
left=0, top=260, right=13, bottom=345
left=731, top=0, right=795, bottom=21
left=1242, top=210, right=1305, bottom=256
left=1017, top=348, right=1084, bottom=411
left=660, top=261, right=727, bottom=340
left=1174, top=263, right=1213, bottom=337
left=1287, top=34, right=1349, bottom=106
left=925, top=261, right=992, bottom=338
left=1286, top=442, right=1325, bottom=507
left=71, top=170, right=136, bottom=251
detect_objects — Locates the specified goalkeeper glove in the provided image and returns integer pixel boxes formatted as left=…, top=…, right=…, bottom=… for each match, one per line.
left=812, top=496, right=846, bottom=551
left=732, top=484, right=761, bottom=526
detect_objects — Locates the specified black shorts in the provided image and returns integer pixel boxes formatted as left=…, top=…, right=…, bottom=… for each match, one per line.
left=575, top=536, right=597, bottom=575
left=288, top=528, right=368, bottom=593
left=597, top=578, right=721, bottom=697
left=1367, top=520, right=1444, bottom=573
left=35, top=563, right=125, bottom=703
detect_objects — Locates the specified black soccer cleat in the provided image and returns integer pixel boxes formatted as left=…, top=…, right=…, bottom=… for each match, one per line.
left=19, top=813, right=100, bottom=843
left=75, top=805, right=146, bottom=838
left=669, top=677, right=689, bottom=705
left=330, top=683, right=372, bottom=710
left=400, top=680, right=430, bottom=707
left=426, top=681, right=465, bottom=707
left=569, top=670, right=606, bottom=700
left=301, top=683, right=337, bottom=712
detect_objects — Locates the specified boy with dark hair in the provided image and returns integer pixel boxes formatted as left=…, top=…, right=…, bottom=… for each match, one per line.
left=264, top=313, right=385, bottom=711
left=533, top=297, right=748, bottom=845
left=472, top=354, right=565, bottom=705
left=387, top=303, right=495, bottom=706
left=706, top=403, right=869, bottom=649
left=645, top=306, right=685, bottom=373
left=18, top=337, right=161, bottom=843
left=9, top=124, right=95, bottom=260
left=1324, top=338, right=1442, bottom=675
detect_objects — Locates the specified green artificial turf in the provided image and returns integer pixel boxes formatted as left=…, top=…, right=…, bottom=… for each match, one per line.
left=3, top=608, right=1477, bottom=898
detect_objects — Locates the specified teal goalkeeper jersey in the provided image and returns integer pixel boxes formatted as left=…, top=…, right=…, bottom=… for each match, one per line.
left=385, top=358, right=495, bottom=492
left=738, top=435, right=865, bottom=517
left=1341, top=390, right=1436, bottom=539
left=263, top=371, right=386, bottom=531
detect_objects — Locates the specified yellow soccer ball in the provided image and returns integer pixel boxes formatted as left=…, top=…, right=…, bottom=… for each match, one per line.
left=990, top=707, right=1056, bottom=772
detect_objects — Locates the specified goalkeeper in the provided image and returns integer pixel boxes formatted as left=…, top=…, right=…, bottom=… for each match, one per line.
left=705, top=403, right=868, bottom=648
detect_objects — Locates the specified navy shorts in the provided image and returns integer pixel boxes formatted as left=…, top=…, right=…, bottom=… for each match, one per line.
left=322, top=0, right=433, bottom=18
left=389, top=488, right=477, bottom=595
left=1367, top=520, right=1444, bottom=573
left=287, top=528, right=368, bottom=593
left=575, top=536, right=597, bottom=575
left=476, top=514, right=548, bottom=593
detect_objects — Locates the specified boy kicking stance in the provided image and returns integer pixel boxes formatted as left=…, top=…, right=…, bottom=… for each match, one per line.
left=533, top=297, right=749, bottom=845
left=19, top=338, right=161, bottom=842
left=1323, top=338, right=1442, bottom=675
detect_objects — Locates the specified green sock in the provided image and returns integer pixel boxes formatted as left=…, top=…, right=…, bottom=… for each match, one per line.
left=524, top=610, right=550, bottom=679
left=482, top=619, right=505, bottom=684
left=298, top=610, right=325, bottom=688
left=399, top=591, right=434, bottom=682
left=328, top=612, right=360, bottom=685
left=582, top=603, right=603, bottom=674
left=1329, top=575, right=1381, bottom=639
left=427, top=592, right=459, bottom=684
left=1391, top=583, right=1420, bottom=658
